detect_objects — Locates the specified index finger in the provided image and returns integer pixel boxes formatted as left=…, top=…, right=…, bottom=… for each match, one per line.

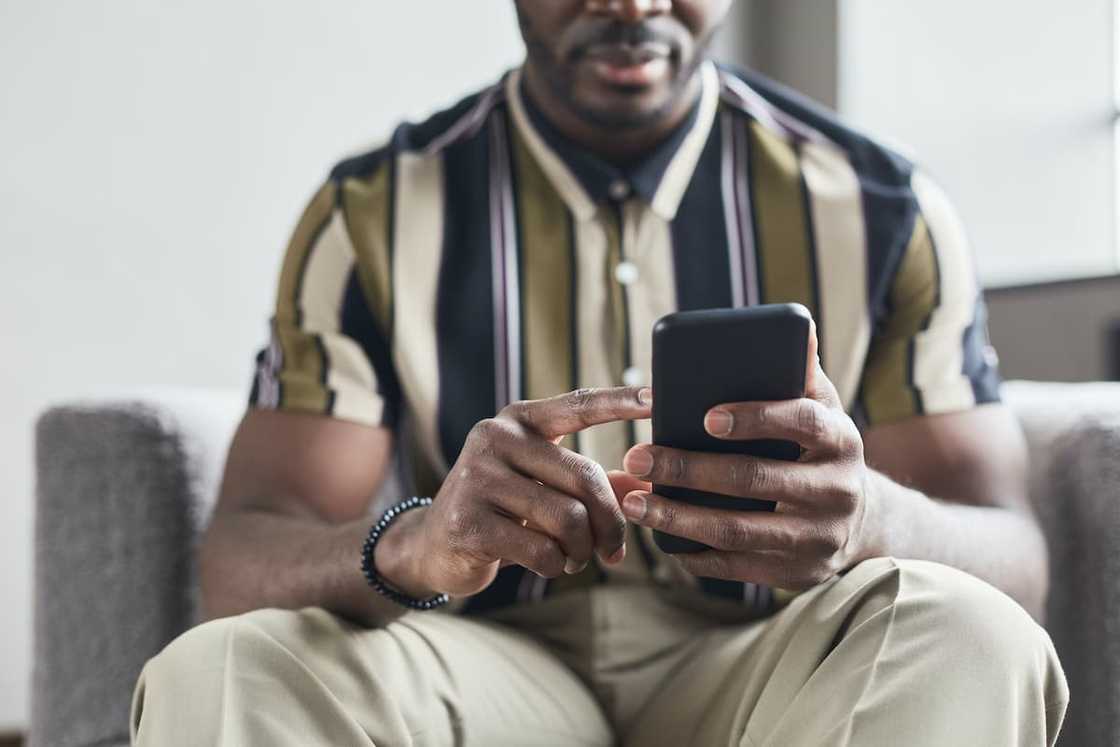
left=504, top=386, right=653, bottom=440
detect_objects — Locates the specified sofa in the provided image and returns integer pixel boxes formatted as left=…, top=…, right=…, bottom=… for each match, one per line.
left=29, top=382, right=1120, bottom=747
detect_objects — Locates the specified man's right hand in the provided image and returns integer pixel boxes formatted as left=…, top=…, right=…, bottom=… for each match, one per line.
left=375, top=386, right=653, bottom=598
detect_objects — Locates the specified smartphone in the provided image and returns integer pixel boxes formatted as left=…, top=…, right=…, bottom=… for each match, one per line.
left=650, top=303, right=811, bottom=554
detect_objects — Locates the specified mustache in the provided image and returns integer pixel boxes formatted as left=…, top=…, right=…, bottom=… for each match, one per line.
left=567, top=18, right=685, bottom=59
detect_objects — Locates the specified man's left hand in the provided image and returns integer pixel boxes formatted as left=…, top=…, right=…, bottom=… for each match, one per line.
left=615, top=325, right=882, bottom=590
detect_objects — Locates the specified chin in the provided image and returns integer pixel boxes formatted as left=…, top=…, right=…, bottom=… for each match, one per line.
left=572, top=87, right=677, bottom=130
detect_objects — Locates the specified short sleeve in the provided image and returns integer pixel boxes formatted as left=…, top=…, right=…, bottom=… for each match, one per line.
left=249, top=176, right=400, bottom=429
left=858, top=170, right=1001, bottom=427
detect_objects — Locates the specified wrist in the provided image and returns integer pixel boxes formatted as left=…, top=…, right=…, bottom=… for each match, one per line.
left=372, top=505, right=439, bottom=598
left=854, top=469, right=891, bottom=563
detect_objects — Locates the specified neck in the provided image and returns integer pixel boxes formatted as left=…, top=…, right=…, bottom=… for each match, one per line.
left=521, top=64, right=704, bottom=165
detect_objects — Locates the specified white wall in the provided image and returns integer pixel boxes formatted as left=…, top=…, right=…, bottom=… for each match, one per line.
left=737, top=1, right=1120, bottom=382
left=838, top=0, right=1119, bottom=287
left=0, top=0, right=525, bottom=729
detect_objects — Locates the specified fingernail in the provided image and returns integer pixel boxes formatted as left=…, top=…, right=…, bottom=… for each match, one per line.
left=638, top=387, right=653, bottom=406
left=624, top=447, right=653, bottom=477
left=705, top=408, right=734, bottom=436
left=622, top=492, right=647, bottom=520
left=606, top=542, right=626, bottom=564
left=564, top=557, right=588, bottom=575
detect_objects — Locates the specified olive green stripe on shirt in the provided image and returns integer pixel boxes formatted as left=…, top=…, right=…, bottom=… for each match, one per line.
left=339, top=161, right=395, bottom=339
left=273, top=181, right=337, bottom=413
left=511, top=127, right=578, bottom=450
left=277, top=181, right=337, bottom=329
left=860, top=214, right=939, bottom=424
left=747, top=121, right=820, bottom=325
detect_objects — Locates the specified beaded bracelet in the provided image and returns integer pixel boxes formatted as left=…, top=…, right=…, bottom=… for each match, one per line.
left=359, top=496, right=449, bottom=611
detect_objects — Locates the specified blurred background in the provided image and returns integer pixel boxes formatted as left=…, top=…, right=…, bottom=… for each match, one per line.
left=2, top=0, right=1118, bottom=737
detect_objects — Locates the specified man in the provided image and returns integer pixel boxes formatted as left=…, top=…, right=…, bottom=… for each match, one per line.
left=131, top=1, right=1068, bottom=745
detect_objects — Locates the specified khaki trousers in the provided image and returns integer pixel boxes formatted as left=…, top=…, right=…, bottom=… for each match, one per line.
left=131, top=558, right=1068, bottom=746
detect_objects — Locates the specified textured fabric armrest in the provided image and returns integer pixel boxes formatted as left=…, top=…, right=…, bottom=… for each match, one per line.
left=30, top=390, right=242, bottom=747
left=1003, top=381, right=1120, bottom=747
left=1041, top=413, right=1120, bottom=747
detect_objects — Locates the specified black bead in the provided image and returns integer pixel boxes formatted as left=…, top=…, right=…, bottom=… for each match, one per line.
left=359, top=496, right=446, bottom=611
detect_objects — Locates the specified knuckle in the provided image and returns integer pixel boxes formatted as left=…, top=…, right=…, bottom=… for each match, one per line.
left=782, top=525, right=806, bottom=557
left=834, top=475, right=863, bottom=511
left=726, top=459, right=744, bottom=495
left=666, top=452, right=688, bottom=482
left=526, top=541, right=561, bottom=576
left=715, top=520, right=749, bottom=550
left=500, top=400, right=540, bottom=432
left=574, top=457, right=608, bottom=493
left=651, top=498, right=676, bottom=529
left=752, top=404, right=768, bottom=430
left=567, top=387, right=596, bottom=414
left=734, top=459, right=767, bottom=496
left=471, top=417, right=507, bottom=445
left=785, top=523, right=807, bottom=551
left=557, top=501, right=590, bottom=537
left=455, top=460, right=492, bottom=493
left=798, top=401, right=828, bottom=441
left=558, top=450, right=585, bottom=477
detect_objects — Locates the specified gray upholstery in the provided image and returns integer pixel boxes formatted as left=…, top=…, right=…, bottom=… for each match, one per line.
left=31, top=389, right=242, bottom=747
left=29, top=383, right=1120, bottom=747
left=1008, top=382, right=1120, bottom=747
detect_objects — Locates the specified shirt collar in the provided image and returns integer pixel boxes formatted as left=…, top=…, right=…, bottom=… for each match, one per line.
left=506, top=62, right=720, bottom=222
left=519, top=79, right=699, bottom=207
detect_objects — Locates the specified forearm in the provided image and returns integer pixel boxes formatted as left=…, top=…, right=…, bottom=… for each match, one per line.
left=199, top=507, right=421, bottom=627
left=862, top=470, right=1049, bottom=620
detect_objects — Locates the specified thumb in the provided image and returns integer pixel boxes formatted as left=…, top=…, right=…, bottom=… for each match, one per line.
left=607, top=470, right=651, bottom=503
left=805, top=317, right=842, bottom=409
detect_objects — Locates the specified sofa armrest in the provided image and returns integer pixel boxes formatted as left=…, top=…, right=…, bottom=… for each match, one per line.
left=30, top=389, right=242, bottom=747
left=1041, top=414, right=1120, bottom=747
left=1004, top=381, right=1120, bottom=747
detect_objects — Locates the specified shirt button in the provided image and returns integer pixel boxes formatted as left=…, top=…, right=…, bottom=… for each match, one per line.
left=614, top=260, right=639, bottom=286
left=622, top=366, right=645, bottom=387
left=609, top=179, right=631, bottom=201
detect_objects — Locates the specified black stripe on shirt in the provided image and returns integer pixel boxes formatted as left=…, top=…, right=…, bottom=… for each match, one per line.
left=963, top=298, right=1002, bottom=405
left=671, top=110, right=734, bottom=312
left=340, top=268, right=402, bottom=428
left=436, top=115, right=498, bottom=466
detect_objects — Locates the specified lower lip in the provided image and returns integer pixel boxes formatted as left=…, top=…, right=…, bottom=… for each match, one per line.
left=591, top=56, right=670, bottom=88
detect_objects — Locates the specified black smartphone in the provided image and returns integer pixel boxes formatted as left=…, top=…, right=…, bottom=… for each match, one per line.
left=650, top=303, right=811, bottom=554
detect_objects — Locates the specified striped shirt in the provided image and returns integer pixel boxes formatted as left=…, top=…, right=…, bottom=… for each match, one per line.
left=250, top=61, right=1001, bottom=615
